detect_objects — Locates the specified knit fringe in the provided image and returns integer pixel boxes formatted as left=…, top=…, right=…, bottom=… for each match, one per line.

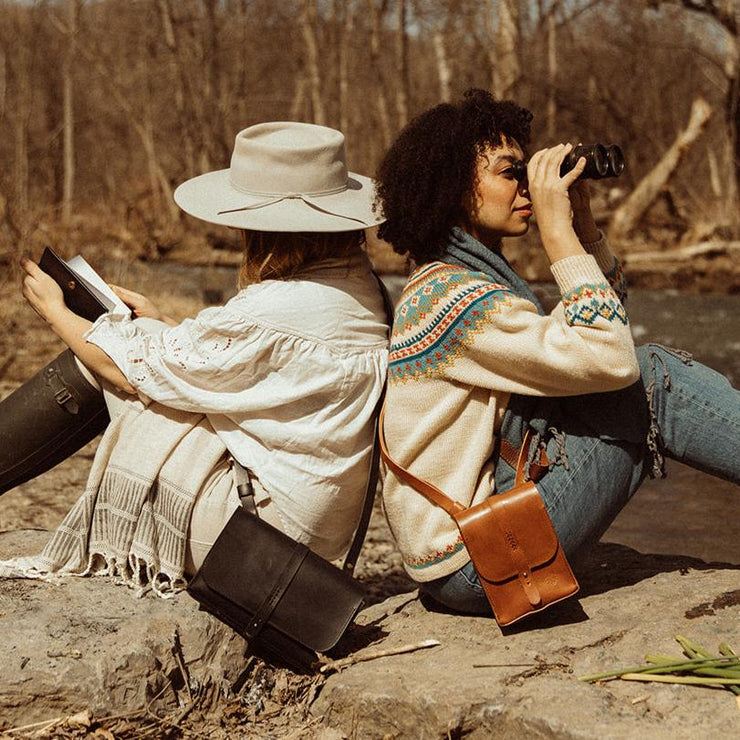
left=0, top=396, right=227, bottom=597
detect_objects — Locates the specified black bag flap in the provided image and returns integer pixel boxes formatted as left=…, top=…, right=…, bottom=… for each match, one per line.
left=190, top=508, right=365, bottom=653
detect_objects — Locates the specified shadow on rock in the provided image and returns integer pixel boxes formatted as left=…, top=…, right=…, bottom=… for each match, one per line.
left=574, top=541, right=740, bottom=597
left=418, top=589, right=591, bottom=632
left=359, top=570, right=417, bottom=607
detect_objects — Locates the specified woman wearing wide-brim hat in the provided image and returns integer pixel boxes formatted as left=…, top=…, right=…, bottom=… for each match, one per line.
left=2, top=121, right=388, bottom=591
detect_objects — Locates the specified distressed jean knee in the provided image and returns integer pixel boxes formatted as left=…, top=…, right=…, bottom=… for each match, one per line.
left=635, top=343, right=694, bottom=478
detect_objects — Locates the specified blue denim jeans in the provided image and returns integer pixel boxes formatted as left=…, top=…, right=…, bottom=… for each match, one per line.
left=420, top=344, right=740, bottom=614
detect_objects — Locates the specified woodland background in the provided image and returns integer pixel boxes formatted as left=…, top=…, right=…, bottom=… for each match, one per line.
left=0, top=0, right=738, bottom=287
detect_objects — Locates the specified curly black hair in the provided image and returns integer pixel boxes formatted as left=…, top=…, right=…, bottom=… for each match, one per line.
left=375, top=89, right=533, bottom=264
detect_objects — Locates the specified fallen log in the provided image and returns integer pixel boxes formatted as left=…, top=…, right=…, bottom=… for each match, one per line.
left=624, top=240, right=740, bottom=263
left=609, top=96, right=713, bottom=241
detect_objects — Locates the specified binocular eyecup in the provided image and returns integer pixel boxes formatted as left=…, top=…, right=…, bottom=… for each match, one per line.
left=510, top=143, right=624, bottom=183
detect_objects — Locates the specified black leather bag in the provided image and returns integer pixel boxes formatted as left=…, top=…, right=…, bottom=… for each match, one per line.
left=187, top=507, right=366, bottom=671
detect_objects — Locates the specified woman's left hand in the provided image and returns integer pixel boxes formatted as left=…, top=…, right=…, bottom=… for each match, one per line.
left=20, top=256, right=68, bottom=323
left=569, top=179, right=600, bottom=243
left=109, top=285, right=164, bottom=321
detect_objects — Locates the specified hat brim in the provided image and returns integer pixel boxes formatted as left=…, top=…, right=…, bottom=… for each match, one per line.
left=174, top=169, right=385, bottom=232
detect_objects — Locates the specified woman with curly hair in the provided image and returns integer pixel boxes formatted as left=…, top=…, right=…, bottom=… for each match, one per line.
left=375, top=88, right=739, bottom=616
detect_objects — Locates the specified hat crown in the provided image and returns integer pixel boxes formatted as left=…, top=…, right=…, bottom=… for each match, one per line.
left=173, top=119, right=384, bottom=232
left=229, top=122, right=348, bottom=196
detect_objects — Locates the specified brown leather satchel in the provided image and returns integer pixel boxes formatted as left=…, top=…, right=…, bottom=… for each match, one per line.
left=379, top=408, right=579, bottom=626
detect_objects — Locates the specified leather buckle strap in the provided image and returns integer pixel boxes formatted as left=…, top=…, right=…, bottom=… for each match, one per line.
left=498, top=436, right=549, bottom=483
left=232, top=458, right=257, bottom=515
left=245, top=540, right=308, bottom=640
left=44, top=365, right=80, bottom=415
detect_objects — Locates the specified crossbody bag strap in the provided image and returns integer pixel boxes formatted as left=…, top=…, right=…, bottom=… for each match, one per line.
left=378, top=404, right=466, bottom=516
left=341, top=271, right=395, bottom=574
left=379, top=404, right=546, bottom=511
left=341, top=407, right=381, bottom=573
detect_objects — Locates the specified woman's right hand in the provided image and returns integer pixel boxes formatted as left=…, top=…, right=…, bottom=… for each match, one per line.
left=109, top=285, right=165, bottom=321
left=527, top=144, right=587, bottom=261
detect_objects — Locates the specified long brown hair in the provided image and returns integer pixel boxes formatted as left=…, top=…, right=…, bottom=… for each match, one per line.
left=238, top=230, right=365, bottom=287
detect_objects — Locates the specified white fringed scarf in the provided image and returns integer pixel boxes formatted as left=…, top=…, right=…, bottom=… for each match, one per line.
left=0, top=396, right=226, bottom=597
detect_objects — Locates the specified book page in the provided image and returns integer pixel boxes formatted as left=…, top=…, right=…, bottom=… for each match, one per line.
left=66, top=255, right=130, bottom=316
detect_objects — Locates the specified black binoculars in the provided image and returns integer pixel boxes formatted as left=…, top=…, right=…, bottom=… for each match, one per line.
left=511, top=144, right=624, bottom=182
left=561, top=144, right=624, bottom=179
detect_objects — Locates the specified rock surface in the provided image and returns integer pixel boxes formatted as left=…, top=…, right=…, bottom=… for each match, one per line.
left=316, top=546, right=740, bottom=738
left=1, top=529, right=738, bottom=738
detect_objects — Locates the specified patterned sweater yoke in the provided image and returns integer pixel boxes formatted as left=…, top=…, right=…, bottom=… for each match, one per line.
left=389, top=264, right=515, bottom=384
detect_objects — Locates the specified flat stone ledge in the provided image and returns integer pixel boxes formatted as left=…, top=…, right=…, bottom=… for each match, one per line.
left=313, top=544, right=740, bottom=739
left=0, top=530, right=255, bottom=726
left=1, top=531, right=738, bottom=738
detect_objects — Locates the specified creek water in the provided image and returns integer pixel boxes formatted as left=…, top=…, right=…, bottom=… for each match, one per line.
left=117, top=262, right=738, bottom=385
left=108, top=260, right=739, bottom=565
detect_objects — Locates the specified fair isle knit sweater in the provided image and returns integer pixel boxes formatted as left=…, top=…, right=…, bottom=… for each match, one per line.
left=381, top=237, right=640, bottom=582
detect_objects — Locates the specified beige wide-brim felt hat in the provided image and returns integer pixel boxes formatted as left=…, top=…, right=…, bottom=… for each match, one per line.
left=174, top=121, right=384, bottom=232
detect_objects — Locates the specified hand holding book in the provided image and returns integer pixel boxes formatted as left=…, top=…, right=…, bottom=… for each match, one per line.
left=38, top=247, right=131, bottom=322
left=21, top=248, right=137, bottom=394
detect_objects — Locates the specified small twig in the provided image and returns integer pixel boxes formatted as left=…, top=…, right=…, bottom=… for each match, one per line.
left=170, top=699, right=197, bottom=727
left=172, top=628, right=192, bottom=704
left=319, top=639, right=441, bottom=674
left=473, top=663, right=536, bottom=668
left=4, top=709, right=91, bottom=735
left=4, top=716, right=66, bottom=734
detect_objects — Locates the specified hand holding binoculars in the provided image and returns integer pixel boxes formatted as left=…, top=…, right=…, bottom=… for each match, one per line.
left=511, top=144, right=624, bottom=183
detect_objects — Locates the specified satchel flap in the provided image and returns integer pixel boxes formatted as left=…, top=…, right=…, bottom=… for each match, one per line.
left=193, top=509, right=364, bottom=652
left=455, top=484, right=560, bottom=583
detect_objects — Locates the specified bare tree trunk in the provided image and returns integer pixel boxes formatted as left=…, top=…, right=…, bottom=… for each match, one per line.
left=61, top=0, right=81, bottom=225
left=291, top=75, right=308, bottom=121
left=157, top=0, right=196, bottom=176
left=14, top=116, right=29, bottom=216
left=491, top=0, right=521, bottom=98
left=338, top=3, right=354, bottom=135
left=433, top=30, right=451, bottom=103
left=546, top=7, right=557, bottom=139
left=0, top=47, right=6, bottom=119
left=301, top=0, right=326, bottom=125
left=609, top=97, right=713, bottom=240
left=726, top=34, right=739, bottom=225
left=14, top=36, right=30, bottom=215
left=202, top=0, right=222, bottom=167
left=707, top=146, right=723, bottom=198
left=233, top=0, right=250, bottom=130
left=395, top=0, right=409, bottom=128
left=367, top=0, right=393, bottom=147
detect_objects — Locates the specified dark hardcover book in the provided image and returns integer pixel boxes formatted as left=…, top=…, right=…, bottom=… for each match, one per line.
left=38, top=247, right=114, bottom=322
